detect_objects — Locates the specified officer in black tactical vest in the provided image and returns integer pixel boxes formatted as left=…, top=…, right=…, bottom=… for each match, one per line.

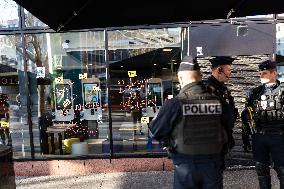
left=204, top=56, right=237, bottom=155
left=241, top=60, right=284, bottom=189
left=149, top=56, right=227, bottom=189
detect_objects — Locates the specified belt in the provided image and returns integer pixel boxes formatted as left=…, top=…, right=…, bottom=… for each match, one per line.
left=257, top=130, right=284, bottom=135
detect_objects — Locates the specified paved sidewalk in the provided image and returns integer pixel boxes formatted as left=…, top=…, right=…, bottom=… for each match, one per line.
left=16, top=169, right=280, bottom=189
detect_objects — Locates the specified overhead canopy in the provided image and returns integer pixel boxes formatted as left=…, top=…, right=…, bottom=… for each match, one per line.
left=13, top=0, right=284, bottom=31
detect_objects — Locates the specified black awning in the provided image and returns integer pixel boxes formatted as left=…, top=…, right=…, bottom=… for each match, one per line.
left=13, top=0, right=284, bottom=31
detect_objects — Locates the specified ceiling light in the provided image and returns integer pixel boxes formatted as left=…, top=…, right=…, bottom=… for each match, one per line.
left=162, top=48, right=172, bottom=52
left=154, top=64, right=157, bottom=66
left=162, top=67, right=167, bottom=70
left=120, top=66, right=124, bottom=68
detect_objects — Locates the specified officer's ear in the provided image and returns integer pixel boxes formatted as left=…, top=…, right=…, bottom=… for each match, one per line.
left=272, top=70, right=277, bottom=77
left=218, top=67, right=223, bottom=74
left=178, top=76, right=183, bottom=86
left=177, top=73, right=183, bottom=87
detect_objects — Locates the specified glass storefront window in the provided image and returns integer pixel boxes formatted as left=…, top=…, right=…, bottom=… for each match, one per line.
left=0, top=34, right=30, bottom=157
left=22, top=31, right=109, bottom=157
left=24, top=9, right=47, bottom=28
left=1, top=3, right=186, bottom=157
left=108, top=28, right=181, bottom=154
left=0, top=0, right=19, bottom=29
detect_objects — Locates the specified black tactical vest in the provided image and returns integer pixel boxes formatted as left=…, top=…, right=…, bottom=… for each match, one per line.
left=171, top=90, right=226, bottom=155
left=252, top=82, right=284, bottom=130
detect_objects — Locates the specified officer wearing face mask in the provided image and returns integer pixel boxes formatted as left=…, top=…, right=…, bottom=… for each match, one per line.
left=241, top=60, right=284, bottom=189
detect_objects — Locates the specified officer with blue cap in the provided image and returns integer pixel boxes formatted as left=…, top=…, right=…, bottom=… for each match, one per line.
left=149, top=55, right=226, bottom=188
left=241, top=59, right=284, bottom=189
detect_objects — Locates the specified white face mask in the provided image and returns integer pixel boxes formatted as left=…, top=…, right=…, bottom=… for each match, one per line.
left=260, top=78, right=270, bottom=84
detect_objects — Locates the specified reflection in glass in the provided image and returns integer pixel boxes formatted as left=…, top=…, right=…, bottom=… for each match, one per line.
left=0, top=35, right=30, bottom=157
left=276, top=23, right=284, bottom=82
left=24, top=9, right=47, bottom=27
left=2, top=27, right=183, bottom=157
left=0, top=0, right=19, bottom=28
left=109, top=28, right=181, bottom=154
left=55, top=84, right=72, bottom=110
left=21, top=31, right=109, bottom=156
left=83, top=83, right=100, bottom=107
left=147, top=83, right=162, bottom=106
left=173, top=81, right=181, bottom=97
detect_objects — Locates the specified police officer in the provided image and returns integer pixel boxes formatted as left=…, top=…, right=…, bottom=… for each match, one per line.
left=204, top=56, right=237, bottom=153
left=241, top=60, right=284, bottom=189
left=149, top=56, right=227, bottom=189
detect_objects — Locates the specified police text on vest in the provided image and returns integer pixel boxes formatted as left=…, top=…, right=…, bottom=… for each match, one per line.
left=183, top=103, right=222, bottom=115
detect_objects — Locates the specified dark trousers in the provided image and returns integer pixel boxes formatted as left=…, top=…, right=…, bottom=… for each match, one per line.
left=172, top=154, right=223, bottom=189
left=252, top=133, right=284, bottom=189
left=242, top=127, right=251, bottom=150
left=252, top=133, right=284, bottom=168
left=40, top=130, right=49, bottom=154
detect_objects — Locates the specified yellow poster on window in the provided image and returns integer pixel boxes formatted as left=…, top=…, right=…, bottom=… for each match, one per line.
left=0, top=121, right=9, bottom=128
left=128, top=71, right=137, bottom=78
left=141, top=117, right=149, bottom=123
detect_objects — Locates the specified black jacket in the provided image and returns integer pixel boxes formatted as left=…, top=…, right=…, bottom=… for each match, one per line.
left=204, top=75, right=236, bottom=149
left=204, top=75, right=237, bottom=129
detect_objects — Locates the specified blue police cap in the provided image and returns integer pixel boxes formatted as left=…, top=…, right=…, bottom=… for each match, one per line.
left=258, top=60, right=276, bottom=71
left=209, top=56, right=235, bottom=68
left=178, top=56, right=200, bottom=72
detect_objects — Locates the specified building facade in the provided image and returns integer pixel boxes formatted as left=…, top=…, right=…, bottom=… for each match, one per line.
left=1, top=0, right=284, bottom=161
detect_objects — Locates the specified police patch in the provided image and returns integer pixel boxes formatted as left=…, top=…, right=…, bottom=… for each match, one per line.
left=183, top=103, right=222, bottom=115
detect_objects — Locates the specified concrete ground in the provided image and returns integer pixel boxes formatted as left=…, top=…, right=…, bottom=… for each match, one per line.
left=15, top=169, right=280, bottom=189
